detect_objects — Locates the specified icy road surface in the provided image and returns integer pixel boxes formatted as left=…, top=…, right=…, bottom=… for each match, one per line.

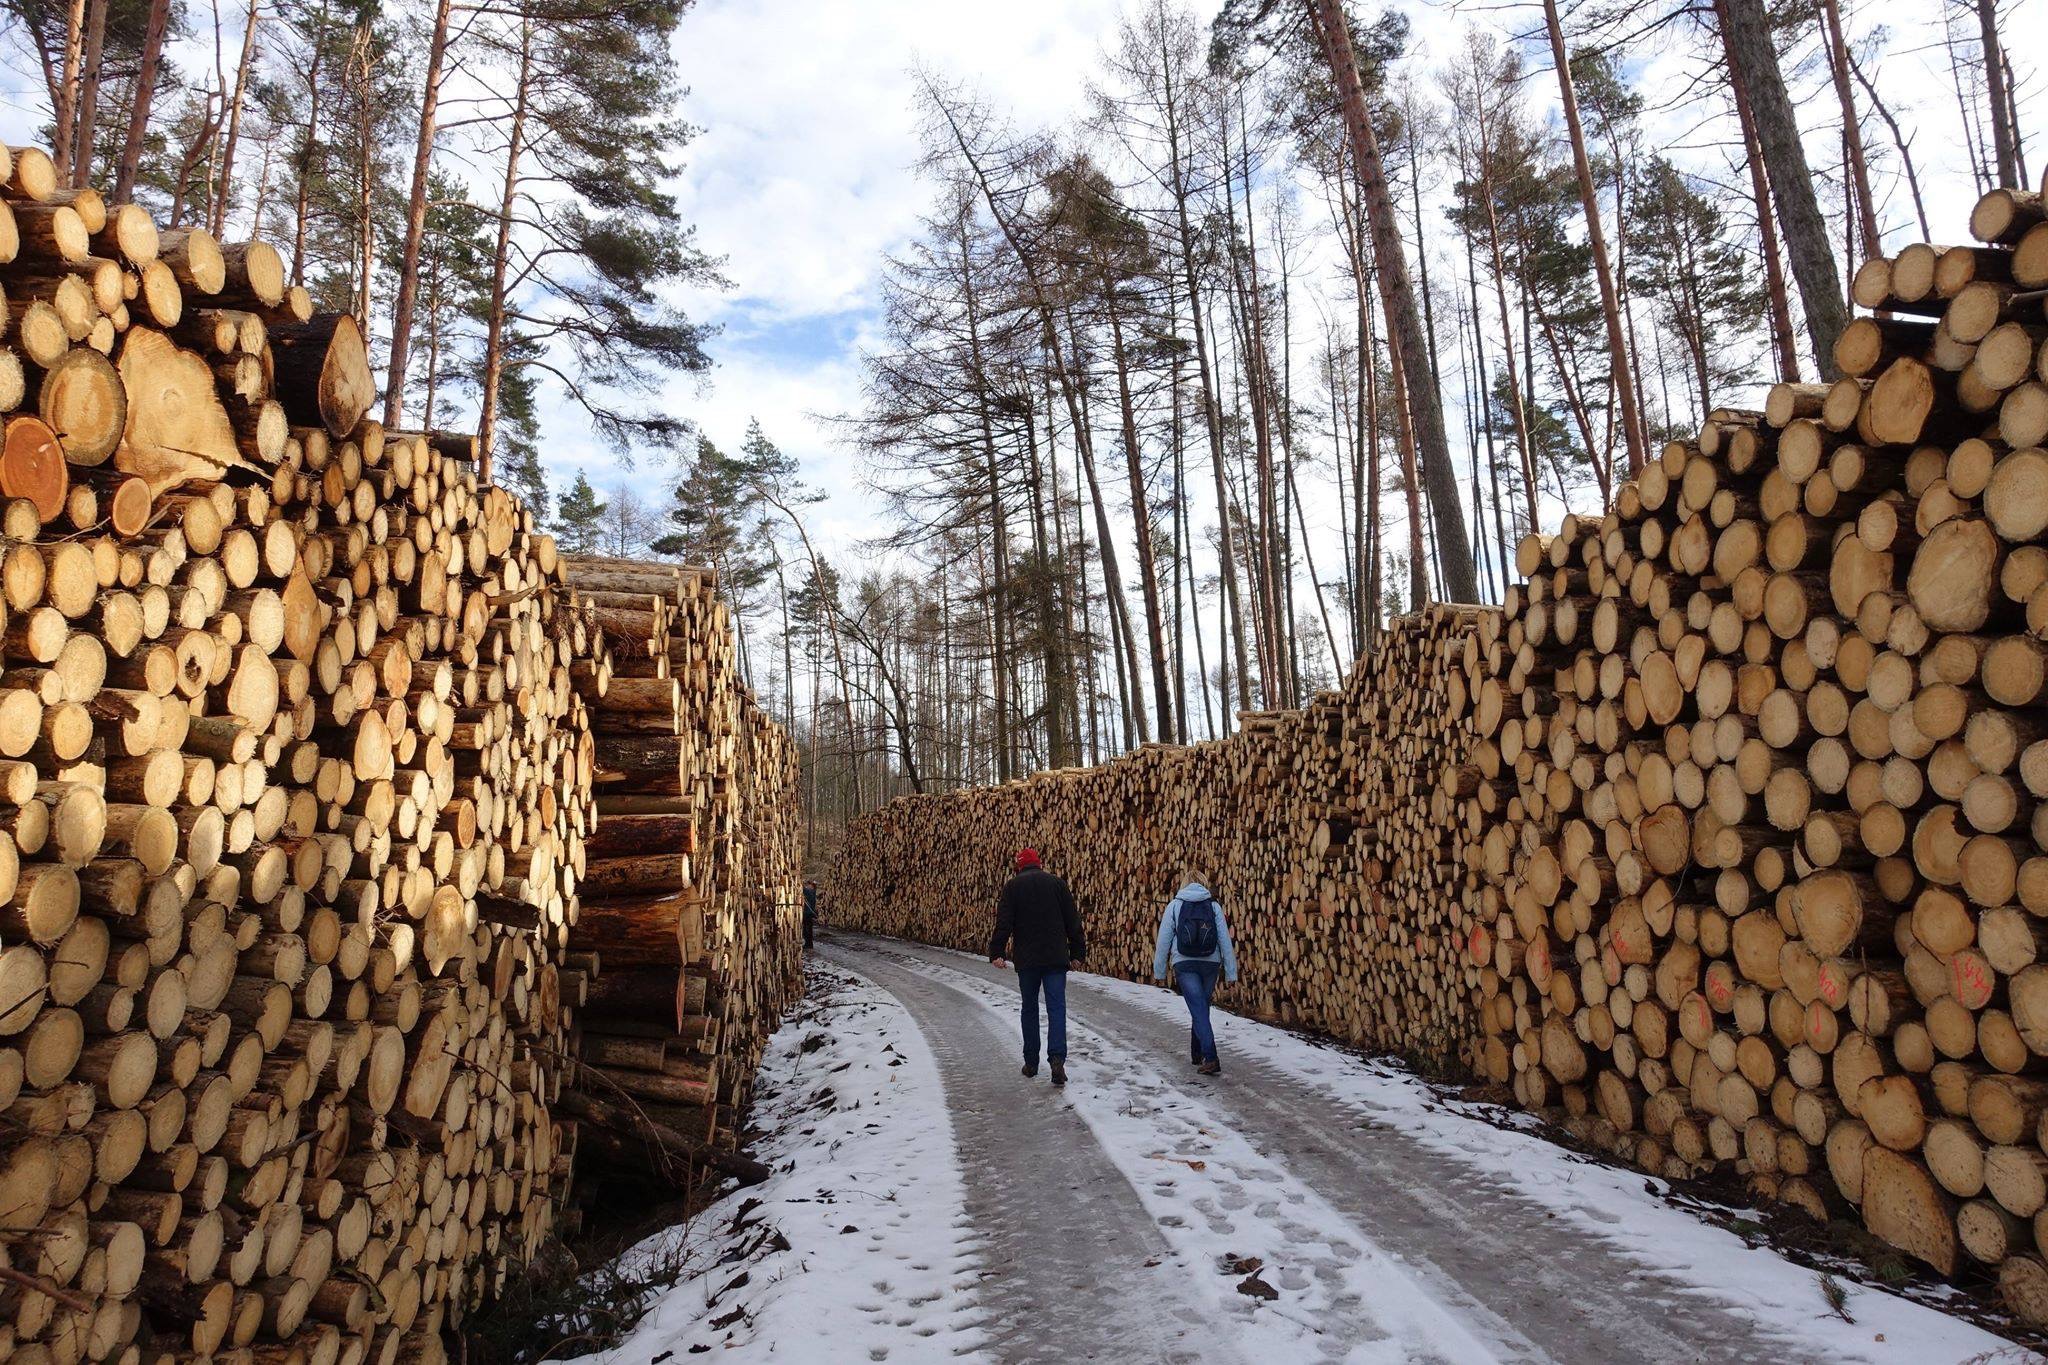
left=597, top=933, right=2030, bottom=1364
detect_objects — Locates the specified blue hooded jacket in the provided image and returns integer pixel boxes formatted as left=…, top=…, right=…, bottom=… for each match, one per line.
left=1153, top=882, right=1238, bottom=982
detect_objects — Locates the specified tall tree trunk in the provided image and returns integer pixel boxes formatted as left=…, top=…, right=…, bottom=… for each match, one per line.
left=352, top=28, right=374, bottom=323
left=958, top=240, right=1012, bottom=780
left=1541, top=0, right=1648, bottom=477
left=1716, top=0, right=1848, bottom=376
left=1021, top=408, right=1072, bottom=767
left=1819, top=0, right=1883, bottom=261
left=1066, top=321, right=1148, bottom=748
left=1151, top=47, right=1252, bottom=708
left=111, top=0, right=172, bottom=203
left=1464, top=226, right=1511, bottom=588
left=1286, top=448, right=1344, bottom=679
left=69, top=0, right=109, bottom=189
left=1168, top=339, right=1189, bottom=743
left=53, top=0, right=86, bottom=178
left=1104, top=290, right=1173, bottom=739
left=1975, top=0, right=2017, bottom=188
left=1228, top=97, right=1292, bottom=704
left=1364, top=292, right=1384, bottom=644
left=1304, top=0, right=1478, bottom=603
left=211, top=0, right=259, bottom=231
left=1354, top=279, right=1370, bottom=646
left=1219, top=151, right=1285, bottom=704
left=383, top=0, right=455, bottom=427
left=1472, top=170, right=1538, bottom=515
left=478, top=26, right=535, bottom=486
left=291, top=2, right=333, bottom=287
left=1724, top=35, right=1802, bottom=383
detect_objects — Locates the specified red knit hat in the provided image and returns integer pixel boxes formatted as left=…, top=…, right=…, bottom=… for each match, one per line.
left=1014, top=848, right=1041, bottom=871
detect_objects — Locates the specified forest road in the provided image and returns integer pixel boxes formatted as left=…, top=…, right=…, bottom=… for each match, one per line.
left=823, top=932, right=1815, bottom=1365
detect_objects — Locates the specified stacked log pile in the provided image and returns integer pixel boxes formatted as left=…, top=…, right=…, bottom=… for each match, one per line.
left=832, top=179, right=2048, bottom=1324
left=560, top=559, right=801, bottom=1184
left=664, top=574, right=803, bottom=1118
left=1459, top=183, right=2048, bottom=1321
left=832, top=603, right=1488, bottom=1065
left=0, top=138, right=800, bottom=1363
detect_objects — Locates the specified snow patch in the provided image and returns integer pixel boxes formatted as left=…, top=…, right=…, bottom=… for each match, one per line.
left=907, top=942, right=2030, bottom=1365
left=591, top=962, right=990, bottom=1362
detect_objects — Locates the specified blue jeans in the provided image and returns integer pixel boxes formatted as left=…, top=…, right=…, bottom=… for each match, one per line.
left=1016, top=967, right=1068, bottom=1062
left=1177, top=962, right=1221, bottom=1063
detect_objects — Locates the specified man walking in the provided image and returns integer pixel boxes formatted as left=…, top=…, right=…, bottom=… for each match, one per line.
left=801, top=879, right=819, bottom=950
left=989, top=848, right=1085, bottom=1086
left=1153, top=872, right=1238, bottom=1075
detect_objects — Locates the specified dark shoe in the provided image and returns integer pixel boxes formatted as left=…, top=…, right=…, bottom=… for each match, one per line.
left=1022, top=1060, right=1038, bottom=1078
left=1190, top=1051, right=1203, bottom=1066
left=1050, top=1059, right=1066, bottom=1087
left=1197, top=1059, right=1221, bottom=1076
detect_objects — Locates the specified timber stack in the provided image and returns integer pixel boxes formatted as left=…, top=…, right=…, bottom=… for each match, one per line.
left=833, top=601, right=1488, bottom=1066
left=0, top=137, right=801, bottom=1365
left=834, top=173, right=2048, bottom=1326
left=1459, top=179, right=2048, bottom=1324
left=663, top=572, right=803, bottom=1119
left=560, top=558, right=802, bottom=1189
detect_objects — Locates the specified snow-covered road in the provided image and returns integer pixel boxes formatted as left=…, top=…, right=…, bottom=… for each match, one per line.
left=597, top=934, right=2032, bottom=1364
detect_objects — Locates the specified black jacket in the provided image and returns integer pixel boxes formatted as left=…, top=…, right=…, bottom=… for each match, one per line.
left=990, top=868, right=1086, bottom=969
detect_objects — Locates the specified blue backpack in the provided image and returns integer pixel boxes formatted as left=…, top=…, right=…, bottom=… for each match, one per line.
left=1175, top=897, right=1219, bottom=958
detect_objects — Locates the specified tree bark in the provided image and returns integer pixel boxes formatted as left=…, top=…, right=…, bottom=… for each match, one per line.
left=1541, top=0, right=1648, bottom=477
left=111, top=0, right=172, bottom=204
left=210, top=0, right=260, bottom=233
left=1305, top=0, right=1478, bottom=604
left=291, top=1, right=333, bottom=287
left=1716, top=0, right=1848, bottom=376
left=478, top=24, right=535, bottom=486
left=1104, top=289, right=1174, bottom=739
left=1976, top=0, right=2017, bottom=188
left=1723, top=32, right=1802, bottom=384
left=53, top=0, right=86, bottom=178
left=962, top=318, right=1014, bottom=782
left=1819, top=0, right=1883, bottom=263
left=1148, top=41, right=1253, bottom=709
left=70, top=0, right=108, bottom=190
left=383, top=0, right=454, bottom=427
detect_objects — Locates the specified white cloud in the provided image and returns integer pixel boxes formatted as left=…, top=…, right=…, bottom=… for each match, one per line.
left=577, top=0, right=1127, bottom=559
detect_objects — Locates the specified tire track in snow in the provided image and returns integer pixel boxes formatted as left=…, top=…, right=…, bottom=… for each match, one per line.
left=831, top=943, right=1221, bottom=1364
left=840, top=934, right=1915, bottom=1364
left=833, top=938, right=1501, bottom=1364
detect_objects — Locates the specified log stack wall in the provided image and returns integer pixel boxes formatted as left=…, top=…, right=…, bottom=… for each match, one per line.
left=0, top=138, right=802, bottom=1365
left=559, top=559, right=802, bottom=1184
left=831, top=177, right=2048, bottom=1326
left=832, top=604, right=1490, bottom=1068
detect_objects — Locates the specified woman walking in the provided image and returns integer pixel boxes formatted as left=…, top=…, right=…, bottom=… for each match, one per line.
left=1152, top=872, right=1238, bottom=1075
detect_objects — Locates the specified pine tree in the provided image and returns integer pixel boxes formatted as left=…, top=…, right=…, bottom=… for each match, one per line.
left=649, top=432, right=775, bottom=616
left=473, top=0, right=724, bottom=478
left=552, top=472, right=606, bottom=554
left=1629, top=157, right=1769, bottom=424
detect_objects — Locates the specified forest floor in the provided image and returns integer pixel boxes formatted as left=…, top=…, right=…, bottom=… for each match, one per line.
left=585, top=934, right=2036, bottom=1364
